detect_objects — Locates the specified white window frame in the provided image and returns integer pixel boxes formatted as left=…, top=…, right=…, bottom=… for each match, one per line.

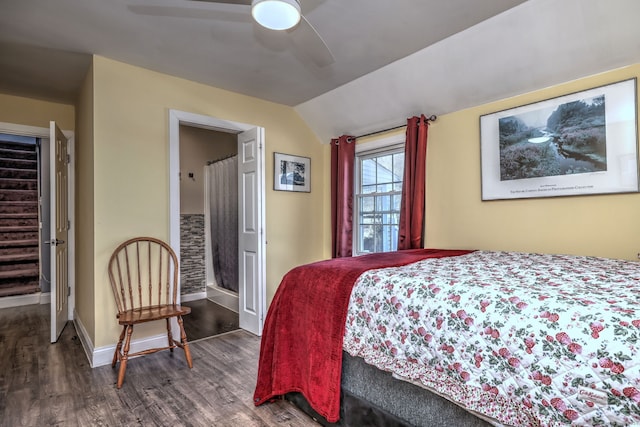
left=353, top=135, right=405, bottom=255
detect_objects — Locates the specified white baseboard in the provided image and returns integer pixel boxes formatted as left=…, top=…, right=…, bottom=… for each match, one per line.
left=92, top=333, right=171, bottom=368
left=206, top=285, right=239, bottom=313
left=73, top=309, right=96, bottom=367
left=0, top=292, right=50, bottom=309
left=73, top=308, right=175, bottom=368
left=181, top=291, right=206, bottom=302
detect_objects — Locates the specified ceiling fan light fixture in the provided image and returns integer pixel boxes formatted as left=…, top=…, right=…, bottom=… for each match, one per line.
left=251, top=0, right=301, bottom=31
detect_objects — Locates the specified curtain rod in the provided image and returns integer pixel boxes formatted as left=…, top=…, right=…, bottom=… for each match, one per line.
left=347, top=115, right=436, bottom=141
left=206, top=153, right=237, bottom=165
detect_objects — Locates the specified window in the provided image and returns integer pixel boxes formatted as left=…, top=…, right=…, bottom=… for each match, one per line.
left=354, top=143, right=404, bottom=255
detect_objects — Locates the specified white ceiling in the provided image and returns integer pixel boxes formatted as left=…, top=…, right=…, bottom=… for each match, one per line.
left=297, top=0, right=640, bottom=141
left=0, top=1, right=524, bottom=103
left=1, top=0, right=639, bottom=143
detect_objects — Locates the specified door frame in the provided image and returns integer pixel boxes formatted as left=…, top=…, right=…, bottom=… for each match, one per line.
left=0, top=121, right=75, bottom=318
left=167, top=109, right=266, bottom=333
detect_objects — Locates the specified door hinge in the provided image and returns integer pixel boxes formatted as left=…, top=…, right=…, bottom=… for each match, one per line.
left=68, top=220, right=71, bottom=230
left=68, top=286, right=71, bottom=297
left=66, top=154, right=71, bottom=164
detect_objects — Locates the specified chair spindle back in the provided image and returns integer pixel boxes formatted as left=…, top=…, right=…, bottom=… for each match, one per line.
left=108, top=237, right=179, bottom=315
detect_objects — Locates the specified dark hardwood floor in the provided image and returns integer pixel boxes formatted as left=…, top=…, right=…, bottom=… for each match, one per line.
left=182, top=298, right=239, bottom=342
left=0, top=303, right=318, bottom=427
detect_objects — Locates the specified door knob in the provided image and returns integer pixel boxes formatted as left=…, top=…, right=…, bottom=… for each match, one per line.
left=44, top=239, right=65, bottom=246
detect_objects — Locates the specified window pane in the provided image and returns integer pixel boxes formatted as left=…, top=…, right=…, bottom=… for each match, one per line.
left=376, top=195, right=391, bottom=211
left=393, top=153, right=405, bottom=178
left=382, top=213, right=394, bottom=225
left=381, top=225, right=398, bottom=252
left=360, top=225, right=377, bottom=253
left=390, top=212, right=399, bottom=225
left=362, top=184, right=376, bottom=194
left=372, top=224, right=383, bottom=252
left=362, top=159, right=377, bottom=186
left=360, top=196, right=374, bottom=213
left=393, top=194, right=402, bottom=210
left=376, top=155, right=393, bottom=186
left=377, top=183, right=392, bottom=193
left=361, top=213, right=378, bottom=224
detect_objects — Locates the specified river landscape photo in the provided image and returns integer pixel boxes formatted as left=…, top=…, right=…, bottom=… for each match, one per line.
left=498, top=94, right=607, bottom=181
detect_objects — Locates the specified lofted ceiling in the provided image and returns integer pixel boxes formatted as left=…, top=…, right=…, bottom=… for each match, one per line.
left=297, top=0, right=640, bottom=141
left=1, top=0, right=639, bottom=143
left=0, top=1, right=524, bottom=105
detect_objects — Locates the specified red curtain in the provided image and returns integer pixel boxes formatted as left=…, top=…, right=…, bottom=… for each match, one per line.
left=330, top=135, right=355, bottom=258
left=398, top=115, right=429, bottom=250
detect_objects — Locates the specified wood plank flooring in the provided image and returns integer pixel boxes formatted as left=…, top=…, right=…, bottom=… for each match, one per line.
left=182, top=298, right=239, bottom=342
left=0, top=304, right=319, bottom=427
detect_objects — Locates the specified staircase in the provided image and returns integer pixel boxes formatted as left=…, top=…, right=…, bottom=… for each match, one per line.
left=0, top=140, right=40, bottom=297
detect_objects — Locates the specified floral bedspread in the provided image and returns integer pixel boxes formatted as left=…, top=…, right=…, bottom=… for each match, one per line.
left=343, top=251, right=640, bottom=426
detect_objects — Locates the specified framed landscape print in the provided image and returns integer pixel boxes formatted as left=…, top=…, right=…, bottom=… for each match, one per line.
left=274, top=152, right=311, bottom=192
left=480, top=78, right=638, bottom=200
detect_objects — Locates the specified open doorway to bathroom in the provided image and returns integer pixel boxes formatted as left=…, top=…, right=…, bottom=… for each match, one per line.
left=178, top=125, right=240, bottom=341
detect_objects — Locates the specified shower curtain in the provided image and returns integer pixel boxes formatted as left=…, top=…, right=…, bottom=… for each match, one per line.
left=206, top=156, right=239, bottom=293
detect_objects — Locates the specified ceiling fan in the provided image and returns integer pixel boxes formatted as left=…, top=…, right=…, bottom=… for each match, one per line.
left=130, top=0, right=335, bottom=67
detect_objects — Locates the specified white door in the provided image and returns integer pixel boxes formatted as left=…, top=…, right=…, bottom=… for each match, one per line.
left=50, top=121, right=69, bottom=343
left=237, top=127, right=266, bottom=335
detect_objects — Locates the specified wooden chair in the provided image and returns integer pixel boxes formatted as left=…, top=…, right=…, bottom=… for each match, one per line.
left=108, top=237, right=193, bottom=388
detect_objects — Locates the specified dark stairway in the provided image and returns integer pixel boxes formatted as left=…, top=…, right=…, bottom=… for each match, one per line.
left=0, top=140, right=40, bottom=297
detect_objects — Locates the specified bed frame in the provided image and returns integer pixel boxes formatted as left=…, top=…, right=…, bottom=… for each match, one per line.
left=286, top=352, right=492, bottom=427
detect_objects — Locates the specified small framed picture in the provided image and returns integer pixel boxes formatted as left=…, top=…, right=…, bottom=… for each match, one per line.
left=274, top=152, right=311, bottom=192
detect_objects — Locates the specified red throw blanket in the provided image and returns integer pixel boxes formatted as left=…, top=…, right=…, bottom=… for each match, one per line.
left=253, top=248, right=473, bottom=422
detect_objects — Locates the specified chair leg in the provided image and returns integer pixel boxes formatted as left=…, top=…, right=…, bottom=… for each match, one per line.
left=117, top=324, right=134, bottom=389
left=177, top=316, right=193, bottom=369
left=166, top=318, right=174, bottom=353
left=112, top=326, right=126, bottom=368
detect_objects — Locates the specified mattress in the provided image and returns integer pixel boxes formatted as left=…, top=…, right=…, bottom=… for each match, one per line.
left=343, top=251, right=640, bottom=426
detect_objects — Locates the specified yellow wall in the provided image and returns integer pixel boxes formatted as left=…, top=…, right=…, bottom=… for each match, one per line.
left=425, top=65, right=640, bottom=260
left=91, top=56, right=326, bottom=347
left=0, top=93, right=74, bottom=130
left=75, top=63, right=96, bottom=342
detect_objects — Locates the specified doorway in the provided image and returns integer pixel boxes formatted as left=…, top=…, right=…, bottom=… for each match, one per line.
left=0, top=133, right=41, bottom=299
left=0, top=121, right=75, bottom=339
left=168, top=110, right=266, bottom=338
left=178, top=125, right=239, bottom=341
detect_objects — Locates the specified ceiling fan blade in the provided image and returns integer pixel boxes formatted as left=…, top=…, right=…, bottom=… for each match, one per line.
left=290, top=15, right=334, bottom=67
left=130, top=0, right=334, bottom=67
left=128, top=4, right=249, bottom=21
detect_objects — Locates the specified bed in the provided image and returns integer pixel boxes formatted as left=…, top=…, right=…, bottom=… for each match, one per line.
left=254, top=249, right=640, bottom=426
